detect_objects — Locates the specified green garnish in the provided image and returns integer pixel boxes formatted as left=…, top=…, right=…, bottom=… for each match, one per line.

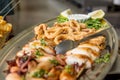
left=49, top=59, right=59, bottom=66
left=22, top=56, right=28, bottom=62
left=48, top=72, right=55, bottom=77
left=22, top=76, right=25, bottom=80
left=95, top=53, right=110, bottom=63
left=40, top=38, right=47, bottom=46
left=32, top=69, right=45, bottom=78
left=84, top=18, right=102, bottom=30
left=65, top=65, right=73, bottom=74
left=35, top=50, right=44, bottom=58
left=57, top=15, right=69, bottom=23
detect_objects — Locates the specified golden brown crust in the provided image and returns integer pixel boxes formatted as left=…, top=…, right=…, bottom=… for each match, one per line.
left=34, top=20, right=97, bottom=45
left=0, top=16, right=12, bottom=49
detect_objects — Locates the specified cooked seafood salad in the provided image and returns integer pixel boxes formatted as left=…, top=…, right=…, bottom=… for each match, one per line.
left=5, top=10, right=110, bottom=80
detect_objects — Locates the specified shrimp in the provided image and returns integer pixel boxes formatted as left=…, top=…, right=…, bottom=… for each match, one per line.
left=60, top=69, right=76, bottom=80
left=35, top=55, right=55, bottom=63
left=29, top=40, right=55, bottom=55
left=25, top=76, right=45, bottom=80
left=28, top=61, right=37, bottom=72
left=47, top=67, right=62, bottom=80
left=10, top=66, right=20, bottom=73
left=37, top=61, right=54, bottom=71
left=6, top=73, right=22, bottom=80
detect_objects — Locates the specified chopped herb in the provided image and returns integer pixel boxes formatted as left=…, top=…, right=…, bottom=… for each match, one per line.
left=22, top=76, right=25, bottom=80
left=49, top=59, right=59, bottom=66
left=57, top=15, right=68, bottom=23
left=95, top=53, right=110, bottom=63
left=40, top=38, right=47, bottom=46
left=22, top=56, right=28, bottom=62
left=84, top=18, right=102, bottom=30
left=35, top=50, right=44, bottom=58
left=32, top=69, right=45, bottom=78
left=103, top=53, right=111, bottom=63
left=48, top=72, right=55, bottom=77
left=65, top=65, right=72, bottom=74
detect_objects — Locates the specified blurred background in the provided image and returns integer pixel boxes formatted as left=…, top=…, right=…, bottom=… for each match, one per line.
left=0, top=0, right=120, bottom=79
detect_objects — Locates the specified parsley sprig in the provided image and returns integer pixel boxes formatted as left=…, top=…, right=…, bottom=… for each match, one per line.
left=65, top=65, right=72, bottom=74
left=57, top=15, right=68, bottom=23
left=32, top=69, right=45, bottom=78
left=35, top=50, right=44, bottom=58
left=49, top=59, right=59, bottom=66
left=84, top=18, right=102, bottom=30
left=40, top=38, right=47, bottom=46
left=95, top=53, right=110, bottom=63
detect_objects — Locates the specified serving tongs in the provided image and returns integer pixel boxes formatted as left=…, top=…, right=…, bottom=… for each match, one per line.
left=55, top=26, right=111, bottom=54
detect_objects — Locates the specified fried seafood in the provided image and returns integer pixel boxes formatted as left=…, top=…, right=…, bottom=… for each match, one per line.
left=34, top=20, right=96, bottom=45
left=5, top=20, right=106, bottom=80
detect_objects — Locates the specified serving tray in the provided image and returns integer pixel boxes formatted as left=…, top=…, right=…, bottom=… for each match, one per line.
left=0, top=19, right=118, bottom=80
